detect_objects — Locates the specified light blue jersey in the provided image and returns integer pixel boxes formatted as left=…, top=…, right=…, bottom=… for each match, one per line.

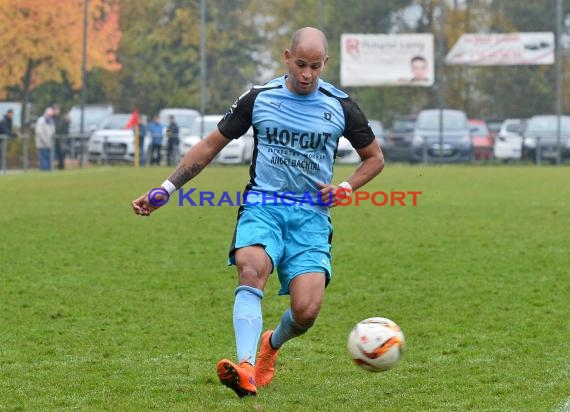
left=218, top=75, right=375, bottom=215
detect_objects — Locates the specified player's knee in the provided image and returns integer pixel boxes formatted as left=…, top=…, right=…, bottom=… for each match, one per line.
left=237, top=263, right=261, bottom=286
left=292, top=304, right=320, bottom=328
left=235, top=246, right=272, bottom=288
left=236, top=260, right=271, bottom=290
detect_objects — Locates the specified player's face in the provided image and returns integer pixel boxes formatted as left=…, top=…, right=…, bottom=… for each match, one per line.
left=285, top=46, right=328, bottom=95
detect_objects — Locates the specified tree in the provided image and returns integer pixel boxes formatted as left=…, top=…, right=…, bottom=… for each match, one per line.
left=0, top=0, right=121, bottom=126
left=110, top=0, right=266, bottom=116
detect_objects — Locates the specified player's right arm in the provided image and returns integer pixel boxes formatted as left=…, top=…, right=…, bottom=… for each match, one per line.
left=132, top=87, right=255, bottom=216
left=167, top=129, right=230, bottom=188
left=131, top=129, right=230, bottom=216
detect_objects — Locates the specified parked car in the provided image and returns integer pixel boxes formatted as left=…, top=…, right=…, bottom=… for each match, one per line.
left=158, top=107, right=201, bottom=162
left=336, top=119, right=384, bottom=164
left=523, top=114, right=570, bottom=163
left=179, top=114, right=223, bottom=156
left=87, top=113, right=149, bottom=163
left=410, top=109, right=472, bottom=163
left=158, top=108, right=200, bottom=137
left=177, top=114, right=254, bottom=164
left=68, top=104, right=114, bottom=136
left=68, top=104, right=114, bottom=158
left=370, top=119, right=386, bottom=148
left=158, top=108, right=197, bottom=145
left=485, top=118, right=504, bottom=140
left=468, top=119, right=493, bottom=160
left=335, top=136, right=360, bottom=164
left=383, top=114, right=416, bottom=162
left=494, top=118, right=526, bottom=161
left=217, top=127, right=254, bottom=165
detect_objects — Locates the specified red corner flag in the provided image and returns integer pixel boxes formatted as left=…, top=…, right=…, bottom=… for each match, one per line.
left=125, top=110, right=139, bottom=129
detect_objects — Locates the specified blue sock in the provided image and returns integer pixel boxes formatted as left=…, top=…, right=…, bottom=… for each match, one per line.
left=270, top=308, right=312, bottom=349
left=233, top=285, right=264, bottom=365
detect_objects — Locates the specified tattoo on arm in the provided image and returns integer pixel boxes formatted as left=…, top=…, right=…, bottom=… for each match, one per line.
left=169, top=162, right=203, bottom=188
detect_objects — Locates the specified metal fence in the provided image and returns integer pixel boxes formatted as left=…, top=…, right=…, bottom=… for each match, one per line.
left=1, top=133, right=567, bottom=174
left=0, top=133, right=91, bottom=174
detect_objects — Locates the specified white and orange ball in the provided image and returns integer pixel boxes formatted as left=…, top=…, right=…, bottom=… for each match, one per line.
left=347, top=317, right=405, bottom=372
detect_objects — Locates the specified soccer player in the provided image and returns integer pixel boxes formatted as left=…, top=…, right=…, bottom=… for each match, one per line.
left=131, top=26, right=384, bottom=397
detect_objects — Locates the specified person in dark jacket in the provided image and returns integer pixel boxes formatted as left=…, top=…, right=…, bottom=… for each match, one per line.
left=166, top=115, right=180, bottom=166
left=0, top=109, right=16, bottom=137
left=53, top=105, right=70, bottom=170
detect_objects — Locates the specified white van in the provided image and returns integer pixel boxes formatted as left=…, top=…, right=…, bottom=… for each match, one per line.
left=158, top=108, right=201, bottom=138
left=68, top=104, right=114, bottom=136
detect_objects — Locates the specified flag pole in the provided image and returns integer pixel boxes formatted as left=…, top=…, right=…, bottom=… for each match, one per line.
left=126, top=110, right=140, bottom=168
left=134, top=125, right=139, bottom=168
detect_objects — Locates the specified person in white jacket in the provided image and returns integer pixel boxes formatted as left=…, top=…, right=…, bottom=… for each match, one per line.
left=35, top=107, right=55, bottom=171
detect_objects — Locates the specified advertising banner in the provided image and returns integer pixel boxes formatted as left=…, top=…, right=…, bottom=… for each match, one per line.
left=445, top=32, right=554, bottom=66
left=340, top=33, right=434, bottom=87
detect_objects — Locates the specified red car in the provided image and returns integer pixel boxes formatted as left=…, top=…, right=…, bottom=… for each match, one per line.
left=469, top=119, right=494, bottom=160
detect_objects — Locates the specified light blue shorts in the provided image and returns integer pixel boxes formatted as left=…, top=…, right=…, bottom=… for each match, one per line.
left=228, top=205, right=333, bottom=295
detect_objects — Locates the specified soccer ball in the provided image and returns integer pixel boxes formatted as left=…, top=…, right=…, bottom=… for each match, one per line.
left=347, top=317, right=405, bottom=372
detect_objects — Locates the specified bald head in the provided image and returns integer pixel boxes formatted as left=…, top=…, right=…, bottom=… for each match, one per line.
left=290, top=27, right=328, bottom=56
left=284, top=27, right=329, bottom=95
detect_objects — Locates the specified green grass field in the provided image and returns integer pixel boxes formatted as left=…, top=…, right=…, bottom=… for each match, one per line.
left=1, top=164, right=569, bottom=411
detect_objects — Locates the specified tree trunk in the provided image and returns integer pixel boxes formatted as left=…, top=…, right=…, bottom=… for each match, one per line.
left=21, top=59, right=34, bottom=131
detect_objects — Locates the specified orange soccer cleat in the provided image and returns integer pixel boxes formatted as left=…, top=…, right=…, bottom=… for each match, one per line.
left=216, top=359, right=257, bottom=398
left=254, top=330, right=279, bottom=387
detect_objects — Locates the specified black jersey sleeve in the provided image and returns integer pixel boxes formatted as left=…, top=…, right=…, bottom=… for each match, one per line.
left=217, top=89, right=258, bottom=140
left=340, top=98, right=376, bottom=149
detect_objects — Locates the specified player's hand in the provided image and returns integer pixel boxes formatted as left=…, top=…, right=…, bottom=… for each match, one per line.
left=131, top=189, right=166, bottom=216
left=316, top=182, right=352, bottom=208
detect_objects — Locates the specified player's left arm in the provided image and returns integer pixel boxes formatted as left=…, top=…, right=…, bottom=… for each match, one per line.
left=346, top=138, right=385, bottom=190
left=318, top=97, right=384, bottom=204
left=317, top=140, right=384, bottom=206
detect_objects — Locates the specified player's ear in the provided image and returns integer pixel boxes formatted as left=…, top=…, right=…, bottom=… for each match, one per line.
left=284, top=48, right=292, bottom=64
left=323, top=55, right=329, bottom=69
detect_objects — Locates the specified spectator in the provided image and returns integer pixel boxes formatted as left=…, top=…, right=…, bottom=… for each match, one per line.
left=147, top=115, right=163, bottom=166
left=0, top=109, right=16, bottom=138
left=35, top=107, right=55, bottom=171
left=166, top=115, right=180, bottom=166
left=53, top=105, right=70, bottom=170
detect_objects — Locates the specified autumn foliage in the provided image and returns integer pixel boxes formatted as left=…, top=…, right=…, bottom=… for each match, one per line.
left=0, top=0, right=121, bottom=98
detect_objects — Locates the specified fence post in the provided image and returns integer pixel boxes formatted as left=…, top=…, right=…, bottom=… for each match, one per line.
left=79, top=134, right=86, bottom=168
left=50, top=136, right=55, bottom=171
left=0, top=135, right=6, bottom=175
left=23, top=133, right=29, bottom=172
